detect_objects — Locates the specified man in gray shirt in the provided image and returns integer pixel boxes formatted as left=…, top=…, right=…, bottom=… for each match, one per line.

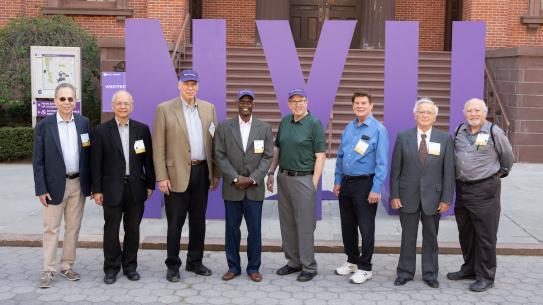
left=447, top=98, right=514, bottom=292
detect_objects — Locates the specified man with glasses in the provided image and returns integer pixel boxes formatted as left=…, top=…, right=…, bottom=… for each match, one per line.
left=153, top=70, right=219, bottom=282
left=390, top=98, right=455, bottom=288
left=447, top=98, right=513, bottom=292
left=266, top=88, right=326, bottom=282
left=333, top=92, right=389, bottom=284
left=91, top=90, right=155, bottom=284
left=33, top=83, right=92, bottom=288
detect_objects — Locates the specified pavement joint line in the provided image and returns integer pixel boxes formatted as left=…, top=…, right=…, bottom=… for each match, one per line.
left=503, top=213, right=543, bottom=243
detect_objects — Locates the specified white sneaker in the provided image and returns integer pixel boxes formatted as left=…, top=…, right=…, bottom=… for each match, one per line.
left=335, top=262, right=358, bottom=275
left=349, top=270, right=372, bottom=284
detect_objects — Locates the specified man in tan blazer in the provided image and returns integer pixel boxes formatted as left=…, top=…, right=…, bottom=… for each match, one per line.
left=153, top=70, right=219, bottom=282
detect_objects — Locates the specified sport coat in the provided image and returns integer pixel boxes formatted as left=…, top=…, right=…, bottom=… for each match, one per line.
left=152, top=97, right=218, bottom=192
left=33, top=113, right=92, bottom=205
left=390, top=127, right=455, bottom=215
left=91, top=118, right=155, bottom=206
left=214, top=117, right=274, bottom=201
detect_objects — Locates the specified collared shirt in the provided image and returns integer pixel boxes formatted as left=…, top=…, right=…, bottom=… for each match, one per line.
left=455, top=120, right=514, bottom=181
left=181, top=97, right=206, bottom=160
left=334, top=115, right=389, bottom=193
left=275, top=113, right=325, bottom=172
left=239, top=115, right=252, bottom=152
left=116, top=118, right=130, bottom=175
left=417, top=127, right=432, bottom=149
left=56, top=112, right=79, bottom=174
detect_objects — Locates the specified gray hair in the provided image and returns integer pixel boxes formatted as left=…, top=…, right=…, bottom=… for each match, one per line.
left=111, top=90, right=133, bottom=104
left=54, top=83, right=76, bottom=98
left=463, top=98, right=488, bottom=116
left=413, top=98, right=439, bottom=116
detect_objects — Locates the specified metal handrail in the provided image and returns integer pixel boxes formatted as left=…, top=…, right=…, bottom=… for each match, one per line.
left=172, top=13, right=191, bottom=63
left=484, top=64, right=511, bottom=136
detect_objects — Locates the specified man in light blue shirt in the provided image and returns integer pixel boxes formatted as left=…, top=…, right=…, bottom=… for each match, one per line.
left=333, top=91, right=388, bottom=284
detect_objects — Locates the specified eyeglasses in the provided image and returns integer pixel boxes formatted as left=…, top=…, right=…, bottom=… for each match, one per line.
left=58, top=97, right=74, bottom=103
left=288, top=99, right=307, bottom=105
left=416, top=110, right=435, bottom=116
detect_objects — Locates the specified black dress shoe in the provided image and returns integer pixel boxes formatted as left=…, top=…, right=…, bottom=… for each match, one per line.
left=469, top=279, right=494, bottom=292
left=447, top=270, right=476, bottom=280
left=276, top=265, right=302, bottom=276
left=296, top=271, right=317, bottom=282
left=124, top=271, right=140, bottom=281
left=423, top=279, right=440, bottom=288
left=186, top=264, right=212, bottom=276
left=394, top=277, right=411, bottom=286
left=166, top=270, right=180, bottom=282
left=103, top=273, right=117, bottom=284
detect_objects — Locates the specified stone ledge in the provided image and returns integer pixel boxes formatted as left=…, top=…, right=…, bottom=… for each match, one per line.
left=1, top=233, right=542, bottom=256
left=487, top=47, right=543, bottom=58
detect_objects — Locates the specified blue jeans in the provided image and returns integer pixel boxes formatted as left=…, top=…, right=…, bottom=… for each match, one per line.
left=224, top=198, right=263, bottom=275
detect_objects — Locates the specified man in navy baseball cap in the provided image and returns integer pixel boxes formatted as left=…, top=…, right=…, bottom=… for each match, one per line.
left=179, top=70, right=199, bottom=83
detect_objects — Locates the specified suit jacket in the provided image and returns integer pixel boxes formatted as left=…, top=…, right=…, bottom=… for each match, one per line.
left=214, top=117, right=274, bottom=201
left=152, top=97, right=218, bottom=192
left=390, top=127, right=455, bottom=215
left=32, top=113, right=91, bottom=205
left=91, top=119, right=155, bottom=206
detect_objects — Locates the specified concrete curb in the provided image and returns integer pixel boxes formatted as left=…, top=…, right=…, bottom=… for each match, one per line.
left=1, top=234, right=542, bottom=256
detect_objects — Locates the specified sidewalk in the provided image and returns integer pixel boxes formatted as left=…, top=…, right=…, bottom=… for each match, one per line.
left=1, top=161, right=542, bottom=255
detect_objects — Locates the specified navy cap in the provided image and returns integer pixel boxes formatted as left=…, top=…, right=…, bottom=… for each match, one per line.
left=237, top=89, right=255, bottom=100
left=288, top=88, right=307, bottom=99
left=179, top=70, right=199, bottom=82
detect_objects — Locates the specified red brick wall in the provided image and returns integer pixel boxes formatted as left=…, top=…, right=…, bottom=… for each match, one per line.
left=202, top=0, right=256, bottom=47
left=395, top=0, right=446, bottom=51
left=463, top=0, right=543, bottom=48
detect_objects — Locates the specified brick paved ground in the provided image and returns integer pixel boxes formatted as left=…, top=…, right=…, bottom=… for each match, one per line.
left=0, top=247, right=542, bottom=305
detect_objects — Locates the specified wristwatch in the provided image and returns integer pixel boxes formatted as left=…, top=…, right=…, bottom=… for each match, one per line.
left=233, top=177, right=239, bottom=183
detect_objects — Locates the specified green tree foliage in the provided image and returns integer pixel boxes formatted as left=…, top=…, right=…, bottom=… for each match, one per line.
left=0, top=15, right=100, bottom=126
left=0, top=127, right=33, bottom=161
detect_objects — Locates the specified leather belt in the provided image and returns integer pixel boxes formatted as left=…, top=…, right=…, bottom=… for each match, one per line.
left=123, top=175, right=130, bottom=183
left=191, top=160, right=206, bottom=166
left=65, top=173, right=79, bottom=179
left=343, top=174, right=374, bottom=182
left=457, top=174, right=496, bottom=185
left=280, top=169, right=314, bottom=177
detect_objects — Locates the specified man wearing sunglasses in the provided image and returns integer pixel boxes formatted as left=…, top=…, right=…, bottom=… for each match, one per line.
left=91, top=90, right=155, bottom=284
left=33, top=83, right=92, bottom=288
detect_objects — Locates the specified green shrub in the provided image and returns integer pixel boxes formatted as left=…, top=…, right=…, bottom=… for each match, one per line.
left=0, top=127, right=34, bottom=161
left=0, top=15, right=100, bottom=126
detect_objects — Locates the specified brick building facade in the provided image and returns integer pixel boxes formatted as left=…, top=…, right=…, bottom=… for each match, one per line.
left=1, top=0, right=542, bottom=161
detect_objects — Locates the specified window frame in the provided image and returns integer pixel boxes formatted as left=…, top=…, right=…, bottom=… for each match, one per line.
left=43, top=0, right=133, bottom=20
left=521, top=0, right=543, bottom=29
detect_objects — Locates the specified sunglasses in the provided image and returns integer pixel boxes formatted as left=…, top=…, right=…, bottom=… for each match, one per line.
left=58, top=97, right=75, bottom=103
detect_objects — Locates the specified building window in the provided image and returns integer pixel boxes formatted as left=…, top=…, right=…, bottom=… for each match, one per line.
left=521, top=0, right=543, bottom=29
left=43, top=0, right=133, bottom=20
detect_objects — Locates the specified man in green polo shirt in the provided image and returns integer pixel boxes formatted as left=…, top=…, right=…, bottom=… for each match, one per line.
left=266, top=88, right=326, bottom=282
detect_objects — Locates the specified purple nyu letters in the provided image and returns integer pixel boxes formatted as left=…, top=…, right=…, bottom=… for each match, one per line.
left=125, top=19, right=485, bottom=219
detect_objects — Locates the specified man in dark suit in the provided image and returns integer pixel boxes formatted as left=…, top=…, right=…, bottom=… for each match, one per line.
left=390, top=98, right=455, bottom=288
left=91, top=90, right=155, bottom=284
left=214, top=89, right=273, bottom=282
left=33, top=83, right=92, bottom=288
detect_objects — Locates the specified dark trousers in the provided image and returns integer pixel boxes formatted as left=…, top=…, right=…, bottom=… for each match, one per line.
left=397, top=208, right=440, bottom=281
left=455, top=175, right=501, bottom=281
left=103, top=181, right=145, bottom=275
left=165, top=163, right=209, bottom=271
left=224, top=198, right=263, bottom=275
left=338, top=176, right=377, bottom=271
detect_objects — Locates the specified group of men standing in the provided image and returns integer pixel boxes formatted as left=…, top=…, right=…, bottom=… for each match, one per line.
left=32, top=69, right=513, bottom=293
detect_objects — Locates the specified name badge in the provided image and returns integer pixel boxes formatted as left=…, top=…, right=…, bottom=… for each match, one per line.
left=134, top=139, right=145, bottom=154
left=428, top=142, right=441, bottom=156
left=354, top=139, right=369, bottom=155
left=475, top=133, right=489, bottom=146
left=208, top=122, right=215, bottom=138
left=80, top=133, right=90, bottom=147
left=254, top=140, right=264, bottom=154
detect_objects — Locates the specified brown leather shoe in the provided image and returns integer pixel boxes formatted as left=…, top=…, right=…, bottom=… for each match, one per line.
left=249, top=272, right=262, bottom=282
left=222, top=271, right=238, bottom=281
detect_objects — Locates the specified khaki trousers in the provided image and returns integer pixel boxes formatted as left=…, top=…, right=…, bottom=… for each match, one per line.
left=42, top=178, right=85, bottom=272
